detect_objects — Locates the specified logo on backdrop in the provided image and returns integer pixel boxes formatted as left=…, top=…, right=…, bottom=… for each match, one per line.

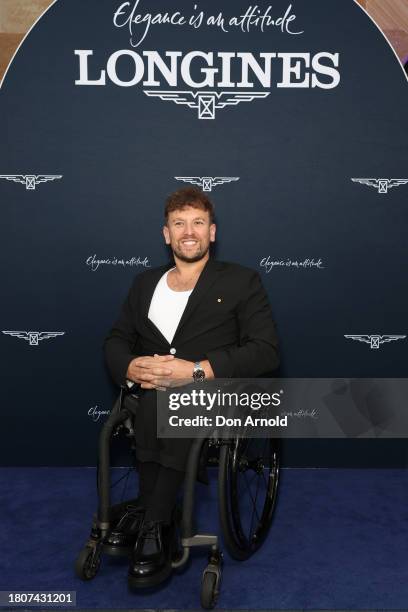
left=88, top=405, right=111, bottom=422
left=0, top=175, right=62, bottom=190
left=260, top=257, right=325, bottom=273
left=2, top=331, right=65, bottom=346
left=74, top=4, right=341, bottom=119
left=351, top=178, right=408, bottom=194
left=174, top=176, right=239, bottom=191
left=146, top=90, right=270, bottom=119
left=85, top=254, right=150, bottom=272
left=344, top=334, right=406, bottom=349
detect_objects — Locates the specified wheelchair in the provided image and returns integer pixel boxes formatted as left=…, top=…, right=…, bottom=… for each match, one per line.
left=75, top=386, right=281, bottom=609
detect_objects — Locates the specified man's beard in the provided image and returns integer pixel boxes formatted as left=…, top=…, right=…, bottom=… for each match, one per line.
left=171, top=242, right=210, bottom=263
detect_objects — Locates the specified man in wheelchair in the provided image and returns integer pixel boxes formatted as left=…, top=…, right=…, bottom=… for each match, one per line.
left=103, top=186, right=279, bottom=588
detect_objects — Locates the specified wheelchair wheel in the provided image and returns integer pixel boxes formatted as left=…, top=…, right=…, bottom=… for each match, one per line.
left=218, top=437, right=280, bottom=560
left=200, top=571, right=218, bottom=609
left=75, top=546, right=101, bottom=580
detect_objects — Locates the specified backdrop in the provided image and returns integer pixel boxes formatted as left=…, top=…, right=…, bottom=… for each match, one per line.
left=0, top=0, right=407, bottom=466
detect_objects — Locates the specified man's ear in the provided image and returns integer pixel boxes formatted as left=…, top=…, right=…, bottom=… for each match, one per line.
left=210, top=223, right=216, bottom=242
left=163, top=225, right=170, bottom=245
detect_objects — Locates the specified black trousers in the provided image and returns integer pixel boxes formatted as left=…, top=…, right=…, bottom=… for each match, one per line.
left=125, top=391, right=193, bottom=471
left=137, top=461, right=185, bottom=523
left=123, top=392, right=192, bottom=523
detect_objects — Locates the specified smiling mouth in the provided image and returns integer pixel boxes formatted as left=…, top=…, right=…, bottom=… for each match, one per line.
left=181, top=240, right=198, bottom=246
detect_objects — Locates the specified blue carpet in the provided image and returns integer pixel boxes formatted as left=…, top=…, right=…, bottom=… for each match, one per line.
left=0, top=467, right=407, bottom=609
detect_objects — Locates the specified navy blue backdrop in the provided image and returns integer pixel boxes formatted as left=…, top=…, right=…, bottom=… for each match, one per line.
left=0, top=0, right=407, bottom=466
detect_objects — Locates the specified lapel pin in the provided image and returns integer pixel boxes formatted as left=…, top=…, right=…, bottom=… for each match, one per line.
left=217, top=298, right=222, bottom=303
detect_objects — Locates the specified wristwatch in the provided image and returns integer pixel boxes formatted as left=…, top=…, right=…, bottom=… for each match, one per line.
left=193, top=361, right=205, bottom=382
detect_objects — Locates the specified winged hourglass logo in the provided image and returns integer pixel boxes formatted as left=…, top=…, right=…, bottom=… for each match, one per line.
left=0, top=175, right=62, bottom=190
left=144, top=91, right=269, bottom=119
left=174, top=177, right=239, bottom=192
left=351, top=178, right=408, bottom=194
left=2, top=331, right=65, bottom=346
left=344, top=335, right=406, bottom=349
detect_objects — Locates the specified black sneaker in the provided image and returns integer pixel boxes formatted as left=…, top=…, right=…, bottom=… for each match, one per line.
left=103, top=505, right=145, bottom=555
left=128, top=519, right=175, bottom=588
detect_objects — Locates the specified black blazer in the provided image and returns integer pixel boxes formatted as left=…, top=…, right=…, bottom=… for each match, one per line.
left=104, top=258, right=279, bottom=386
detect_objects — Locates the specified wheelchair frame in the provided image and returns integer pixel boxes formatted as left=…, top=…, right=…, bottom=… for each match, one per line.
left=76, top=386, right=280, bottom=609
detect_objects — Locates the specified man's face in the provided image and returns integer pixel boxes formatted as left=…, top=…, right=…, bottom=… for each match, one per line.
left=163, top=205, right=216, bottom=263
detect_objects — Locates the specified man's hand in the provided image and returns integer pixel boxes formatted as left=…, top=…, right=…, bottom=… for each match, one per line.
left=149, top=357, right=215, bottom=389
left=126, top=355, right=175, bottom=389
left=148, top=357, right=194, bottom=388
left=127, top=355, right=214, bottom=390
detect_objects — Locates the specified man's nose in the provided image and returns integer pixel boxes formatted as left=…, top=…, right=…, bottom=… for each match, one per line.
left=182, top=224, right=197, bottom=235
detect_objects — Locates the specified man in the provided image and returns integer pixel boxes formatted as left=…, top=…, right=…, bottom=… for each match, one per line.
left=104, top=186, right=279, bottom=588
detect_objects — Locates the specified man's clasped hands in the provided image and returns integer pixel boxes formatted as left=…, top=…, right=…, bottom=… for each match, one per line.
left=126, top=354, right=193, bottom=390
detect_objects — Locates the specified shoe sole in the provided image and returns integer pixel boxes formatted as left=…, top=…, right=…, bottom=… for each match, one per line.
left=128, top=562, right=172, bottom=589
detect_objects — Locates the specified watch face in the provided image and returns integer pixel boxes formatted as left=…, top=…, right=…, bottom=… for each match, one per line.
left=193, top=368, right=205, bottom=382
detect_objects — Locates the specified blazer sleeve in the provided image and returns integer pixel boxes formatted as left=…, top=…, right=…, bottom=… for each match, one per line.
left=104, top=276, right=140, bottom=387
left=205, top=271, right=279, bottom=378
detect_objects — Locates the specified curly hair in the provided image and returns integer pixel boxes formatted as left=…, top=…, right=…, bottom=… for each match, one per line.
left=165, top=187, right=215, bottom=223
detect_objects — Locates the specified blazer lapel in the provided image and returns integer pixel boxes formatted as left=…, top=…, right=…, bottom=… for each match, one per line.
left=172, top=258, right=223, bottom=342
left=141, top=262, right=174, bottom=345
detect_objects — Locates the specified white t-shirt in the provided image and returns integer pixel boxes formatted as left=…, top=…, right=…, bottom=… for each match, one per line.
left=148, top=268, right=192, bottom=343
